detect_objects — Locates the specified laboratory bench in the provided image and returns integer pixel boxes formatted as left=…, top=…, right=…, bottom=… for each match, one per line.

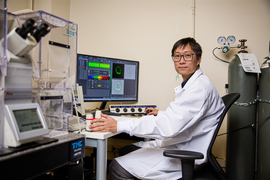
left=0, top=133, right=85, bottom=180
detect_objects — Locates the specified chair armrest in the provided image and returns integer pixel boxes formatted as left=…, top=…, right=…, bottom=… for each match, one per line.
left=163, top=150, right=204, bottom=180
left=163, top=150, right=204, bottom=160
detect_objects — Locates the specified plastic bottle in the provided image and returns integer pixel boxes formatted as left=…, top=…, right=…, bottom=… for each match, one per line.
left=86, top=114, right=93, bottom=131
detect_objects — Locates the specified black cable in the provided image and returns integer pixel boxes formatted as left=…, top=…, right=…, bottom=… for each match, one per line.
left=217, top=114, right=270, bottom=137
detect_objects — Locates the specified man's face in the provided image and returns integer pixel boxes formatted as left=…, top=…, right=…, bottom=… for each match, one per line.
left=173, top=43, right=201, bottom=81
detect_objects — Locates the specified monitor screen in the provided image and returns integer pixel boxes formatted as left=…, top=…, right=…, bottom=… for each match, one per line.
left=4, top=103, right=49, bottom=141
left=13, top=108, right=44, bottom=132
left=76, top=54, right=139, bottom=104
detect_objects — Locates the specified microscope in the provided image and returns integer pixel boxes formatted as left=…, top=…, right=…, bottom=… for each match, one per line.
left=6, top=18, right=50, bottom=63
left=2, top=19, right=51, bottom=147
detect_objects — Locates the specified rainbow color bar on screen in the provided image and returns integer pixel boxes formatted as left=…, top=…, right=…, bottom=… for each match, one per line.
left=88, top=75, right=110, bottom=80
left=89, top=62, right=110, bottom=69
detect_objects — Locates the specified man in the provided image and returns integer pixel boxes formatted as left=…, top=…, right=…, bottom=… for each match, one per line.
left=90, top=37, right=225, bottom=179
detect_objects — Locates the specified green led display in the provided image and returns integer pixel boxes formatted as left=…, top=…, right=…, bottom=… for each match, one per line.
left=100, top=63, right=110, bottom=69
left=89, top=62, right=99, bottom=68
left=89, top=62, right=110, bottom=69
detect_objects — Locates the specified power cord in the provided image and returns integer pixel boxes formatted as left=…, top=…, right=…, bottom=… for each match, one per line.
left=217, top=114, right=270, bottom=137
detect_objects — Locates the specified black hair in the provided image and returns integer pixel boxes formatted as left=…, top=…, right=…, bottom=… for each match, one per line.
left=171, top=37, right=202, bottom=60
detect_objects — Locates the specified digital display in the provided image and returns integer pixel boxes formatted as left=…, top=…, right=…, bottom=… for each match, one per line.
left=76, top=54, right=139, bottom=102
left=13, top=108, right=44, bottom=132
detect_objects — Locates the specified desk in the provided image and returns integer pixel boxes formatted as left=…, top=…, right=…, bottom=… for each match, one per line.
left=78, top=130, right=120, bottom=180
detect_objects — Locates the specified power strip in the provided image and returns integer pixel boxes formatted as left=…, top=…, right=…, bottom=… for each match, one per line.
left=109, top=105, right=157, bottom=114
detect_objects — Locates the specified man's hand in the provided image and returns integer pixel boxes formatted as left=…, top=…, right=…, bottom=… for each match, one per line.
left=145, top=108, right=159, bottom=116
left=89, top=113, right=118, bottom=132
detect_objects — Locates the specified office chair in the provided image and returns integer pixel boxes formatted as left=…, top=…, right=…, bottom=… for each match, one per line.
left=163, top=93, right=240, bottom=180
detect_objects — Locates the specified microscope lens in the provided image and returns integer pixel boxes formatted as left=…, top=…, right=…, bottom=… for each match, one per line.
left=32, top=23, right=51, bottom=42
left=15, top=19, right=37, bottom=39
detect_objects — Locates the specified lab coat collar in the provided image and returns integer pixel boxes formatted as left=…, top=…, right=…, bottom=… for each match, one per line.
left=174, top=69, right=203, bottom=94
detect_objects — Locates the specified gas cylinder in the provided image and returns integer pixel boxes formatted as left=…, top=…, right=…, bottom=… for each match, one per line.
left=227, top=39, right=257, bottom=180
left=257, top=58, right=270, bottom=180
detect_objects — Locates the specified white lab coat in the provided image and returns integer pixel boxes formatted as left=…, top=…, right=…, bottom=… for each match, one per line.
left=114, top=69, right=225, bottom=180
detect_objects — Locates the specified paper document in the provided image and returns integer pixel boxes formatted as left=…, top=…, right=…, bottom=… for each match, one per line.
left=237, top=53, right=261, bottom=73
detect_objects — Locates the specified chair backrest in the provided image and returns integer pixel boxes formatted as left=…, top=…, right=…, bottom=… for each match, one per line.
left=206, top=93, right=240, bottom=177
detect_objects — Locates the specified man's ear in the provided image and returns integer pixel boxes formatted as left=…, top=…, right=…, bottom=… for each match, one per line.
left=197, top=57, right=201, bottom=66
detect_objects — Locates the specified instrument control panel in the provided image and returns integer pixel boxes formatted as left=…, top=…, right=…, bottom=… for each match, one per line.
left=109, top=105, right=157, bottom=114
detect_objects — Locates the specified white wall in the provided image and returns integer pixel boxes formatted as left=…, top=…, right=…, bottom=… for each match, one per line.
left=7, top=0, right=29, bottom=13
left=70, top=0, right=193, bottom=110
left=7, top=0, right=270, bottom=162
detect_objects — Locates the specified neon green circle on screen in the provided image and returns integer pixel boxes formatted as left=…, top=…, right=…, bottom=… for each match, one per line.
left=115, top=66, right=122, bottom=75
left=115, top=82, right=121, bottom=91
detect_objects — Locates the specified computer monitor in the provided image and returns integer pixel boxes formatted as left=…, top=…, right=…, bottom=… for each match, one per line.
left=76, top=53, right=139, bottom=109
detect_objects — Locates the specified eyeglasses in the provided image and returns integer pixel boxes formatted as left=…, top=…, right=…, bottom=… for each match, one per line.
left=171, top=53, right=195, bottom=62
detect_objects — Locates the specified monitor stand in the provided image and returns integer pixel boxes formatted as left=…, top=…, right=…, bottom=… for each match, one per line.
left=99, top=101, right=107, bottom=110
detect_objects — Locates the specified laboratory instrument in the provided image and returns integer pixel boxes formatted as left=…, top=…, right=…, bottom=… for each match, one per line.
left=109, top=104, right=157, bottom=115
left=3, top=103, right=49, bottom=147
left=2, top=16, right=51, bottom=147
left=213, top=36, right=240, bottom=61
left=1, top=10, right=77, bottom=147
left=0, top=9, right=85, bottom=180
